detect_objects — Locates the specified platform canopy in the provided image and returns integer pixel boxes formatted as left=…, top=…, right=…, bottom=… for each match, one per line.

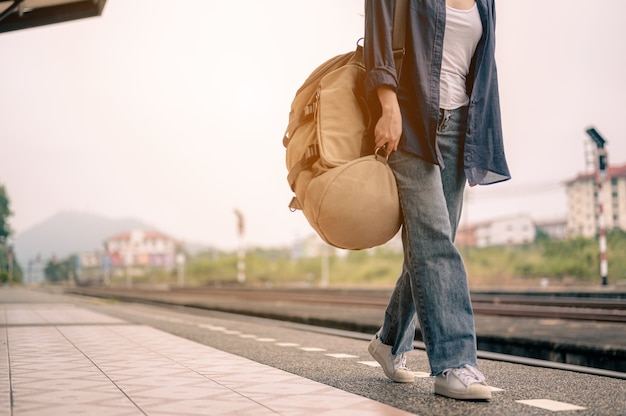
left=0, top=0, right=106, bottom=33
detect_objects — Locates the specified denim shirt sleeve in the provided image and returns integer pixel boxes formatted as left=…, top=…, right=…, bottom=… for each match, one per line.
left=364, top=0, right=399, bottom=97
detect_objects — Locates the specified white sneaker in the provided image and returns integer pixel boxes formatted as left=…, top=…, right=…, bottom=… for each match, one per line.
left=368, top=333, right=415, bottom=383
left=434, top=365, right=492, bottom=401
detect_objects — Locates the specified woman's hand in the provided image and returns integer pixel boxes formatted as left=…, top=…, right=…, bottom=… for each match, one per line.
left=374, top=86, right=402, bottom=152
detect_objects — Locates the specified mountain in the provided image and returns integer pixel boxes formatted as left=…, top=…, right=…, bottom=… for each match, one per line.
left=13, top=211, right=155, bottom=268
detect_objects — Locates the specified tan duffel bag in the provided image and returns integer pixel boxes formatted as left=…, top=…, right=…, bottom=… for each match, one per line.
left=282, top=1, right=407, bottom=250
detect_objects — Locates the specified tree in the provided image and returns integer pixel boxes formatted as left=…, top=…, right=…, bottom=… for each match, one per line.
left=0, top=184, right=19, bottom=283
left=0, top=184, right=11, bottom=243
left=44, top=255, right=78, bottom=283
left=44, top=258, right=66, bottom=283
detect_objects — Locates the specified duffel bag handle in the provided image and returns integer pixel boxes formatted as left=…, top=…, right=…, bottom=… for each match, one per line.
left=375, top=146, right=391, bottom=164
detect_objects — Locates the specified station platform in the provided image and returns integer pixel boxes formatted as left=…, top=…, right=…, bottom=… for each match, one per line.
left=64, top=285, right=626, bottom=373
left=1, top=287, right=624, bottom=415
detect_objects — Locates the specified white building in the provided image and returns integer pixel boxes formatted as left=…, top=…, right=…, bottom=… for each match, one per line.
left=535, top=219, right=568, bottom=240
left=472, top=215, right=536, bottom=248
left=565, top=163, right=626, bottom=238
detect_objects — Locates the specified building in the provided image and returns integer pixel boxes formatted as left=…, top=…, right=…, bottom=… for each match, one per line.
left=565, top=163, right=626, bottom=238
left=458, top=214, right=536, bottom=248
left=474, top=215, right=535, bottom=247
left=455, top=225, right=476, bottom=247
left=103, top=230, right=179, bottom=269
left=535, top=218, right=568, bottom=240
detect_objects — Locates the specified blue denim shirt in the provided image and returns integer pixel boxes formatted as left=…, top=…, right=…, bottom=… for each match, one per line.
left=364, top=0, right=511, bottom=185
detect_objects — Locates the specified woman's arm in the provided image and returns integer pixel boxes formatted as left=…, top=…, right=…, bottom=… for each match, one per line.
left=374, top=86, right=402, bottom=152
left=364, top=0, right=402, bottom=152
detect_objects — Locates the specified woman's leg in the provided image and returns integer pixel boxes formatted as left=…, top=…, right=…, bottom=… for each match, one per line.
left=380, top=107, right=477, bottom=376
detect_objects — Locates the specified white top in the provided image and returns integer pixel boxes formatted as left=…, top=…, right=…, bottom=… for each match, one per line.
left=439, top=3, right=483, bottom=110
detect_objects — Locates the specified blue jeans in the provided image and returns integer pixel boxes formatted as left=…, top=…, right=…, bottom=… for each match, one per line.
left=379, top=106, right=477, bottom=376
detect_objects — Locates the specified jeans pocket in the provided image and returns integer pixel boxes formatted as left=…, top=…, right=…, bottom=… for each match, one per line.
left=437, top=109, right=451, bottom=133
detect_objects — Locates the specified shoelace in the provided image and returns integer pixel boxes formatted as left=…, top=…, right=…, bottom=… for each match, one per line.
left=392, top=352, right=409, bottom=371
left=442, top=365, right=486, bottom=387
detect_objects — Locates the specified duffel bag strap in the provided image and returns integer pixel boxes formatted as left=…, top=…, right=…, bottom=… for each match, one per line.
left=287, top=143, right=320, bottom=191
left=392, top=0, right=408, bottom=78
left=288, top=197, right=302, bottom=211
left=283, top=102, right=317, bottom=147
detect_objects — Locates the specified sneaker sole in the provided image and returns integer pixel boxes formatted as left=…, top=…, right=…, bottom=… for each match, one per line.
left=368, top=341, right=415, bottom=383
left=434, top=384, right=492, bottom=401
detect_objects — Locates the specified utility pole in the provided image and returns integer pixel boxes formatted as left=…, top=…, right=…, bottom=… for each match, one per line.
left=320, top=244, right=329, bottom=288
left=234, top=209, right=246, bottom=284
left=176, top=253, right=186, bottom=287
left=585, top=127, right=609, bottom=286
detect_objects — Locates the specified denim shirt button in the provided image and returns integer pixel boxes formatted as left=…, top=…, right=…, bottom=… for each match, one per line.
left=465, top=155, right=472, bottom=161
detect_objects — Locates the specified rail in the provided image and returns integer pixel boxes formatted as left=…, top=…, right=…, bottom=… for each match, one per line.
left=65, top=286, right=626, bottom=323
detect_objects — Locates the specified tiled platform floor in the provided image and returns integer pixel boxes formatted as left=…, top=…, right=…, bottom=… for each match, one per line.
left=1, top=303, right=414, bottom=416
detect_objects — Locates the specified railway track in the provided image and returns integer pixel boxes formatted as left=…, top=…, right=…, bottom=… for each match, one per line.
left=67, top=286, right=626, bottom=323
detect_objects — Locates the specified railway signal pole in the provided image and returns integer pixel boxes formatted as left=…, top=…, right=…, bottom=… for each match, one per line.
left=585, top=127, right=609, bottom=286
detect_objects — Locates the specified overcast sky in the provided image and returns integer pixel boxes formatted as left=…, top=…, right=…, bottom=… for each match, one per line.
left=1, top=0, right=625, bottom=250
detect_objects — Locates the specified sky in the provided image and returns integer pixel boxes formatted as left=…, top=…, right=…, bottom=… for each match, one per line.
left=1, top=0, right=625, bottom=251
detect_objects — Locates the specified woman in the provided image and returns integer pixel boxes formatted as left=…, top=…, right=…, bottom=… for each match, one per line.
left=364, top=0, right=510, bottom=401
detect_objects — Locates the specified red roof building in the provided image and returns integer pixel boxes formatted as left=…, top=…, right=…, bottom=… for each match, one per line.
left=103, top=230, right=179, bottom=269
